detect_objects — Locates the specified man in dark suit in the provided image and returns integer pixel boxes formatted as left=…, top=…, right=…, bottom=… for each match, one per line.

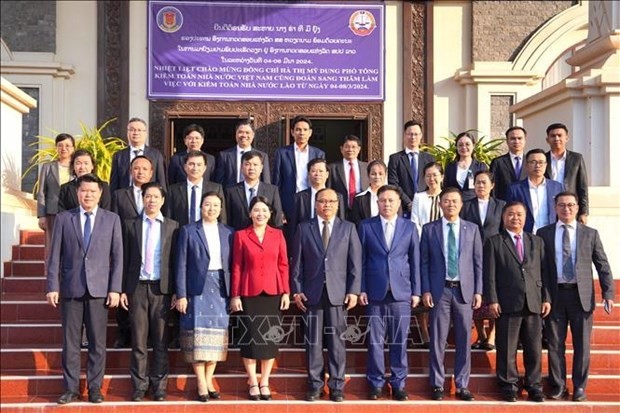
left=273, top=115, right=325, bottom=222
left=110, top=155, right=154, bottom=348
left=359, top=185, right=420, bottom=401
left=490, top=126, right=528, bottom=201
left=537, top=191, right=614, bottom=402
left=167, top=123, right=216, bottom=185
left=225, top=150, right=283, bottom=230
left=507, top=148, right=564, bottom=233
left=421, top=187, right=482, bottom=401
left=327, top=134, right=368, bottom=218
left=484, top=201, right=551, bottom=402
left=165, top=150, right=225, bottom=227
left=46, top=174, right=123, bottom=404
left=286, top=158, right=345, bottom=248
left=388, top=120, right=435, bottom=215
left=110, top=117, right=166, bottom=192
left=291, top=188, right=362, bottom=403
left=120, top=182, right=178, bottom=402
left=544, top=123, right=589, bottom=224
left=213, top=119, right=271, bottom=187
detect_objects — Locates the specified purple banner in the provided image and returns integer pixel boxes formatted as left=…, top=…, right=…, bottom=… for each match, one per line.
left=147, top=1, right=384, bottom=101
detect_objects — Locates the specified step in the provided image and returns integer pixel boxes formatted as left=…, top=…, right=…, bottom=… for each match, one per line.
left=1, top=396, right=618, bottom=413
left=2, top=262, right=45, bottom=278
left=2, top=371, right=619, bottom=399
left=19, top=230, right=44, bottom=246
left=1, top=277, right=46, bottom=293
left=2, top=347, right=619, bottom=375
left=11, top=245, right=44, bottom=261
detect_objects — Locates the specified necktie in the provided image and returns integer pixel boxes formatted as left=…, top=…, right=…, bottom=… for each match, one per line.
left=248, top=186, right=256, bottom=207
left=385, top=221, right=394, bottom=249
left=144, top=218, right=156, bottom=275
left=562, top=224, right=575, bottom=281
left=447, top=222, right=458, bottom=279
left=83, top=212, right=92, bottom=249
left=322, top=220, right=330, bottom=250
left=133, top=149, right=141, bottom=158
left=238, top=151, right=245, bottom=182
left=190, top=185, right=197, bottom=222
left=514, top=156, right=522, bottom=178
left=514, top=234, right=524, bottom=262
left=135, top=189, right=143, bottom=213
left=410, top=152, right=418, bottom=194
left=348, top=161, right=356, bottom=208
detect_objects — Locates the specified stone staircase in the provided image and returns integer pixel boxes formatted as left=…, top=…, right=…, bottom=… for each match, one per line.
left=1, top=229, right=619, bottom=412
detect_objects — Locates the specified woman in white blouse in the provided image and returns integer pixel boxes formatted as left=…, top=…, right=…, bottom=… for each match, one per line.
left=350, top=160, right=388, bottom=226
left=410, top=161, right=444, bottom=348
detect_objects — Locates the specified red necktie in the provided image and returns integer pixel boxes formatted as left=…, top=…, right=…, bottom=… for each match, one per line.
left=348, top=161, right=356, bottom=207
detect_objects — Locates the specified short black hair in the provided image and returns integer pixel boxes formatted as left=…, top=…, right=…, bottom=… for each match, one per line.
left=71, top=149, right=96, bottom=175
left=307, top=157, right=327, bottom=172
left=525, top=148, right=546, bottom=161
left=423, top=161, right=444, bottom=176
left=201, top=190, right=224, bottom=206
left=241, top=150, right=264, bottom=164
left=502, top=201, right=527, bottom=214
left=377, top=184, right=401, bottom=199
left=505, top=126, right=527, bottom=137
left=554, top=191, right=579, bottom=205
left=439, top=187, right=462, bottom=201
left=546, top=123, right=568, bottom=135
left=403, top=120, right=423, bottom=132
left=367, top=159, right=386, bottom=174
left=130, top=155, right=153, bottom=168
left=55, top=133, right=75, bottom=146
left=185, top=150, right=207, bottom=164
left=474, top=170, right=494, bottom=184
left=183, top=123, right=205, bottom=139
left=76, top=173, right=102, bottom=190
left=140, top=181, right=166, bottom=198
left=341, top=134, right=361, bottom=146
left=235, top=119, right=254, bottom=132
left=291, top=115, right=312, bottom=130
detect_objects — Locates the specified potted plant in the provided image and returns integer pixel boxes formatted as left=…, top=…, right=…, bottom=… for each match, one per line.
left=421, top=129, right=505, bottom=169
left=25, top=118, right=126, bottom=190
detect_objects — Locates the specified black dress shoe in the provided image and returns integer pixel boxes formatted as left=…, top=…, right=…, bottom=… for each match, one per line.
left=57, top=391, right=80, bottom=404
left=88, top=391, right=104, bottom=403
left=573, top=388, right=587, bottom=402
left=153, top=391, right=166, bottom=401
left=456, top=388, right=475, bottom=401
left=329, top=389, right=344, bottom=402
left=392, top=388, right=409, bottom=401
left=131, top=390, right=145, bottom=402
left=431, top=387, right=444, bottom=400
left=259, top=385, right=272, bottom=401
left=248, top=385, right=260, bottom=401
left=208, top=390, right=220, bottom=399
left=368, top=387, right=382, bottom=400
left=305, top=388, right=324, bottom=401
left=113, top=338, right=131, bottom=349
left=198, top=394, right=209, bottom=402
left=528, top=390, right=545, bottom=402
left=548, top=386, right=568, bottom=400
left=503, top=391, right=518, bottom=402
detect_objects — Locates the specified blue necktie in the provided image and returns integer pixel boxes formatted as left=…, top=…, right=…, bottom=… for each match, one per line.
left=248, top=187, right=256, bottom=207
left=514, top=156, right=522, bottom=178
left=83, top=212, right=92, bottom=249
left=410, top=152, right=418, bottom=193
left=447, top=222, right=458, bottom=279
left=190, top=185, right=197, bottom=222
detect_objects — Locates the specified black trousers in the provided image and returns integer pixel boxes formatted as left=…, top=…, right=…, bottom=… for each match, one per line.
left=129, top=282, right=171, bottom=393
left=495, top=308, right=543, bottom=393
left=61, top=294, right=108, bottom=393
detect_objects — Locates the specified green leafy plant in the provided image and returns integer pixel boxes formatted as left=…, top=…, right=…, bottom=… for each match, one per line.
left=24, top=118, right=126, bottom=191
left=421, top=129, right=505, bottom=169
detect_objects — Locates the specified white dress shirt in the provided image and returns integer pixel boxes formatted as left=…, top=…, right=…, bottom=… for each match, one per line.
left=343, top=159, right=362, bottom=193
left=202, top=221, right=223, bottom=270
left=528, top=178, right=549, bottom=232
left=79, top=206, right=98, bottom=237
left=478, top=198, right=489, bottom=224
left=550, top=151, right=567, bottom=184
left=237, top=145, right=251, bottom=183
left=294, top=145, right=309, bottom=193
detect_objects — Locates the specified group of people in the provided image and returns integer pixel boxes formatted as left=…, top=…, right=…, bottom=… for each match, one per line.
left=41, top=116, right=614, bottom=405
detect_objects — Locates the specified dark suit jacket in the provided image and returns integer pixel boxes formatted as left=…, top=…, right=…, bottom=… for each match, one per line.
left=58, top=180, right=112, bottom=212
left=37, top=161, right=64, bottom=216
left=46, top=207, right=123, bottom=298
left=490, top=153, right=527, bottom=201
left=350, top=192, right=373, bottom=226
left=444, top=159, right=489, bottom=202
left=387, top=150, right=436, bottom=208
left=359, top=216, right=420, bottom=301
left=286, top=188, right=346, bottom=243
left=213, top=146, right=271, bottom=188
left=175, top=221, right=234, bottom=298
left=224, top=181, right=284, bottom=230
left=291, top=217, right=362, bottom=306
left=483, top=230, right=549, bottom=314
left=420, top=218, right=483, bottom=304
left=272, top=144, right=325, bottom=220
left=460, top=197, right=506, bottom=243
left=122, top=216, right=179, bottom=295
left=165, top=180, right=226, bottom=226
left=327, top=160, right=369, bottom=213
left=111, top=187, right=142, bottom=220
left=168, top=150, right=216, bottom=185
left=545, top=150, right=589, bottom=216
left=110, top=146, right=167, bottom=193
left=231, top=226, right=290, bottom=297
left=537, top=223, right=614, bottom=312
left=507, top=178, right=564, bottom=232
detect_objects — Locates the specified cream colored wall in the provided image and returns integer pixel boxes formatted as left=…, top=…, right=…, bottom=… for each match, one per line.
left=432, top=1, right=470, bottom=144
left=56, top=0, right=97, bottom=130
left=382, top=1, right=403, bottom=162
left=128, top=0, right=149, bottom=131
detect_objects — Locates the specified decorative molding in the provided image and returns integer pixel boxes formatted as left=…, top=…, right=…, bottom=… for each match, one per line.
left=402, top=2, right=427, bottom=126
left=0, top=77, right=37, bottom=113
left=455, top=62, right=544, bottom=86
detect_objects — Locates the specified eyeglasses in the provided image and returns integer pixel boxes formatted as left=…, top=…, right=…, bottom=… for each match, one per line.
left=557, top=203, right=577, bottom=209
left=127, top=128, right=146, bottom=133
left=317, top=199, right=338, bottom=205
left=528, top=160, right=546, bottom=166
